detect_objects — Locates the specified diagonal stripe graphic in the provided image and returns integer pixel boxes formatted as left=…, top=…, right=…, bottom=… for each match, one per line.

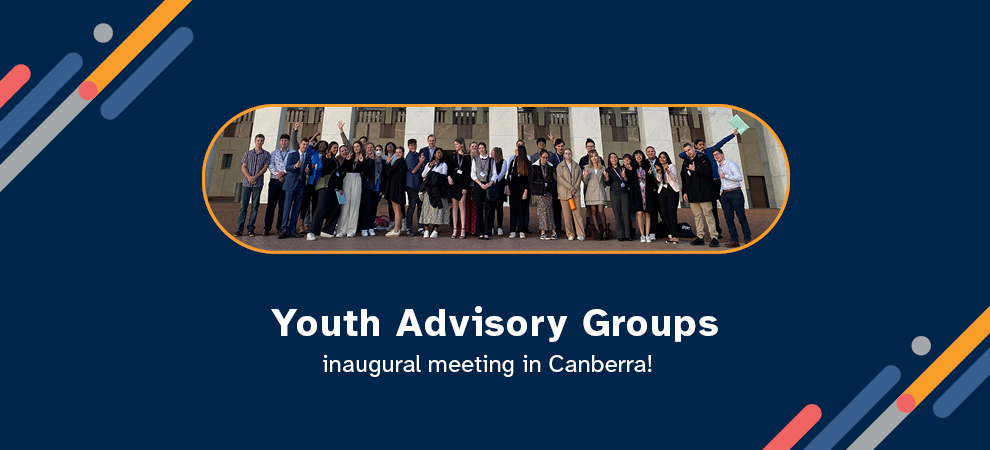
left=803, top=366, right=900, bottom=450
left=0, top=54, right=81, bottom=152
left=0, top=0, right=191, bottom=193
left=765, top=404, right=822, bottom=450
left=101, top=27, right=193, bottom=120
left=932, top=345, right=990, bottom=418
left=0, top=65, right=32, bottom=110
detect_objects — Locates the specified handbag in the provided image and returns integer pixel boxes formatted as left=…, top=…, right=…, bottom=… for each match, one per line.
left=315, top=174, right=332, bottom=190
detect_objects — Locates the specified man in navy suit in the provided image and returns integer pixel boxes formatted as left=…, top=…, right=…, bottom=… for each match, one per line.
left=279, top=137, right=309, bottom=239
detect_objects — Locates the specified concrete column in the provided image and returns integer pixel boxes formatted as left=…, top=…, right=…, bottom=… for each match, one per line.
left=638, top=106, right=679, bottom=201
left=320, top=107, right=356, bottom=146
left=759, top=124, right=787, bottom=208
left=251, top=107, right=287, bottom=204
left=404, top=107, right=436, bottom=150
left=701, top=107, right=748, bottom=208
left=568, top=107, right=602, bottom=164
left=488, top=107, right=518, bottom=158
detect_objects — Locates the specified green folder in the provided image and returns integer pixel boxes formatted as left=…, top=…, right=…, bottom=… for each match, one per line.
left=729, top=114, right=750, bottom=134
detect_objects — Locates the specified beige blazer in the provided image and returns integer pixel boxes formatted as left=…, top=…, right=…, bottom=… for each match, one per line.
left=556, top=160, right=582, bottom=200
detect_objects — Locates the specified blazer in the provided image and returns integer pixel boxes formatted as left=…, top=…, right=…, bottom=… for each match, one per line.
left=529, top=162, right=555, bottom=196
left=680, top=153, right=713, bottom=202
left=556, top=160, right=582, bottom=200
left=604, top=165, right=629, bottom=196
left=655, top=162, right=680, bottom=193
left=282, top=151, right=305, bottom=193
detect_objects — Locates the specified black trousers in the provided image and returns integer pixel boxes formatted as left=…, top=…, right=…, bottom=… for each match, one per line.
left=508, top=192, right=527, bottom=233
left=648, top=189, right=661, bottom=236
left=311, top=188, right=341, bottom=235
left=405, top=187, right=422, bottom=231
left=610, top=192, right=631, bottom=240
left=360, top=189, right=380, bottom=231
left=495, top=197, right=504, bottom=230
left=263, top=178, right=285, bottom=233
left=552, top=190, right=562, bottom=234
left=474, top=185, right=495, bottom=236
left=658, top=186, right=679, bottom=239
left=710, top=178, right=722, bottom=235
left=299, top=184, right=318, bottom=225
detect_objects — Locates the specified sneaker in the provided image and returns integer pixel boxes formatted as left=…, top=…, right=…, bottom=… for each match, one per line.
left=509, top=232, right=516, bottom=239
left=709, top=238, right=720, bottom=247
left=649, top=233, right=656, bottom=241
left=666, top=239, right=679, bottom=244
left=540, top=234, right=547, bottom=240
left=369, top=229, right=376, bottom=236
left=577, top=236, right=585, bottom=241
left=568, top=236, right=574, bottom=241
left=424, top=230, right=430, bottom=239
left=306, top=233, right=317, bottom=241
left=430, top=230, right=439, bottom=239
left=248, top=231, right=255, bottom=237
left=690, top=238, right=705, bottom=246
left=346, top=233, right=355, bottom=238
left=335, top=232, right=344, bottom=238
left=361, top=230, right=369, bottom=237
left=497, top=228, right=504, bottom=236
left=386, top=230, right=399, bottom=237
left=417, top=227, right=425, bottom=233
left=233, top=231, right=242, bottom=237
left=405, top=230, right=413, bottom=236
left=519, top=232, right=526, bottom=239
left=551, top=233, right=558, bottom=240
left=321, top=232, right=333, bottom=238
left=641, top=236, right=647, bottom=243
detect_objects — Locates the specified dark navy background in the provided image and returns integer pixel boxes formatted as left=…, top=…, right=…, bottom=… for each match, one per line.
left=1, top=1, right=985, bottom=448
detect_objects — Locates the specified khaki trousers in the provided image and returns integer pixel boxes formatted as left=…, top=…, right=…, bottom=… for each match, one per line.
left=560, top=200, right=586, bottom=239
left=689, top=201, right=717, bottom=241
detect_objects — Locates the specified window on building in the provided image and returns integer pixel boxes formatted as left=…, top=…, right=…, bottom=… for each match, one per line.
left=221, top=154, right=233, bottom=170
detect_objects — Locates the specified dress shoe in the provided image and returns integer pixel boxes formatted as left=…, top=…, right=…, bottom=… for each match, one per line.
left=725, top=241, right=740, bottom=248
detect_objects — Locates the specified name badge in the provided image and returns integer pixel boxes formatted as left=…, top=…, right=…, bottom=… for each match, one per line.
left=620, top=182, right=625, bottom=188
left=457, top=169, right=463, bottom=175
left=480, top=172, right=486, bottom=177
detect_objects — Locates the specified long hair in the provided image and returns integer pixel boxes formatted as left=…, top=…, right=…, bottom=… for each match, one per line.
left=607, top=152, right=620, bottom=169
left=632, top=150, right=646, bottom=170
left=516, top=146, right=529, bottom=177
left=454, top=137, right=467, bottom=154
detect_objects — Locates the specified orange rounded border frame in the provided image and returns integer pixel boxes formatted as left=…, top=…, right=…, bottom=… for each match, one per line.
left=202, top=104, right=789, bottom=255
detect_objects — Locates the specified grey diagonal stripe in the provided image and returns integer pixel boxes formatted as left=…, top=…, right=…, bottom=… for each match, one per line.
left=0, top=92, right=91, bottom=193
left=846, top=401, right=910, bottom=450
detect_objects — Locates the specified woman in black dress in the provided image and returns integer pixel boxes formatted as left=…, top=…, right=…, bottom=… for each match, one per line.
left=383, top=146, right=407, bottom=236
left=604, top=152, right=632, bottom=241
left=448, top=137, right=471, bottom=239
left=629, top=150, right=656, bottom=243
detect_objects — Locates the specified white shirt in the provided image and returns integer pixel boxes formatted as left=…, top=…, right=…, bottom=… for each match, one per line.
left=423, top=161, right=448, bottom=178
left=718, top=159, right=743, bottom=192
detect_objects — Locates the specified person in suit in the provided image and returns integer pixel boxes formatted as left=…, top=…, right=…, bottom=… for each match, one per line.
left=556, top=148, right=585, bottom=241
left=604, top=152, right=631, bottom=241
left=279, top=137, right=309, bottom=239
left=583, top=151, right=607, bottom=240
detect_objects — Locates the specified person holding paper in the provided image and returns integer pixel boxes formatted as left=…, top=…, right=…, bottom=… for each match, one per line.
left=680, top=143, right=718, bottom=247
left=712, top=149, right=751, bottom=247
left=678, top=129, right=740, bottom=239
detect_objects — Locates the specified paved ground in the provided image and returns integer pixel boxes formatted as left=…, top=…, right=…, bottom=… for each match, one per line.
left=208, top=202, right=780, bottom=253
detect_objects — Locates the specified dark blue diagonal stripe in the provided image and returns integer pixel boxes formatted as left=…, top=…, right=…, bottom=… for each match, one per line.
left=804, top=365, right=901, bottom=450
left=0, top=53, right=82, bottom=151
left=100, top=27, right=193, bottom=120
left=933, top=346, right=990, bottom=418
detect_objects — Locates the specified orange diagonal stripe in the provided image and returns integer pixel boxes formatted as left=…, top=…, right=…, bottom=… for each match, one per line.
left=84, top=0, right=191, bottom=94
left=904, top=306, right=990, bottom=404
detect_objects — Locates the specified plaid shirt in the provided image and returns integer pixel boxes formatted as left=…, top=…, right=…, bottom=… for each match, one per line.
left=241, top=149, right=271, bottom=188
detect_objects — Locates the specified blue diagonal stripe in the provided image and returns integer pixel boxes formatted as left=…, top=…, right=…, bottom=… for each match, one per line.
left=100, top=27, right=193, bottom=120
left=803, top=365, right=901, bottom=450
left=933, top=346, right=990, bottom=418
left=0, top=53, right=82, bottom=151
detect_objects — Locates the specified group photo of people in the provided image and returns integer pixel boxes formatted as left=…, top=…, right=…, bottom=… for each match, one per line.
left=205, top=106, right=786, bottom=252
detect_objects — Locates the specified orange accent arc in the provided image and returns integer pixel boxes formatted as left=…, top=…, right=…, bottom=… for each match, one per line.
left=83, top=0, right=191, bottom=95
left=201, top=104, right=791, bottom=255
